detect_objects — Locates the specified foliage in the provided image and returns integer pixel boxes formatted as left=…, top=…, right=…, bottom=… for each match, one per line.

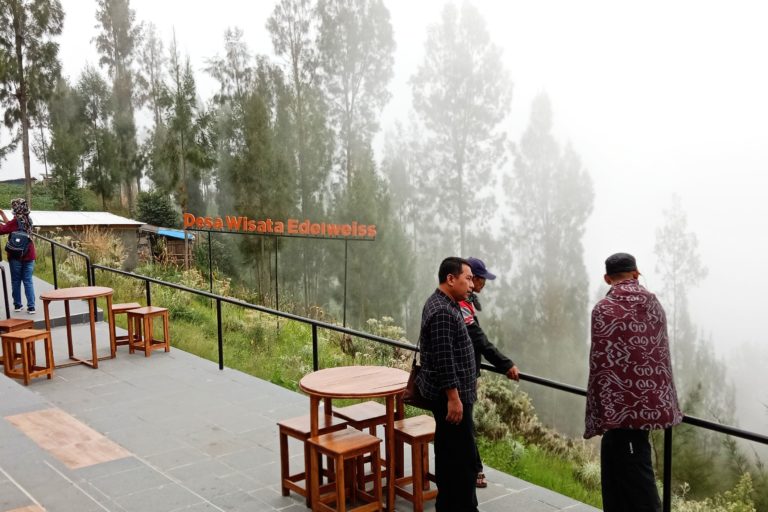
left=672, top=473, right=756, bottom=512
left=135, top=189, right=179, bottom=228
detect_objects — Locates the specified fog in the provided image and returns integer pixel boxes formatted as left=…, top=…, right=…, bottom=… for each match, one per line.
left=2, top=0, right=767, bottom=432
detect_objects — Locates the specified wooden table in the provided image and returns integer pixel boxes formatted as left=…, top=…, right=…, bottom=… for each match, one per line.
left=41, top=286, right=117, bottom=369
left=299, top=365, right=409, bottom=511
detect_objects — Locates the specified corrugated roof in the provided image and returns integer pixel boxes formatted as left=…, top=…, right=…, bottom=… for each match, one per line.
left=2, top=210, right=143, bottom=227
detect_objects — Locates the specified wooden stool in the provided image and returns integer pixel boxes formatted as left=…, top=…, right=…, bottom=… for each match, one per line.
left=308, top=429, right=383, bottom=512
left=278, top=414, right=348, bottom=506
left=127, top=306, right=170, bottom=357
left=393, top=415, right=437, bottom=512
left=111, top=303, right=142, bottom=347
left=1, top=329, right=54, bottom=386
left=333, top=401, right=388, bottom=488
left=0, top=318, right=34, bottom=367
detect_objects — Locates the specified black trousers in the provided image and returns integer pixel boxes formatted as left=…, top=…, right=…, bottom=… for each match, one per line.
left=601, top=429, right=661, bottom=512
left=431, top=399, right=479, bottom=512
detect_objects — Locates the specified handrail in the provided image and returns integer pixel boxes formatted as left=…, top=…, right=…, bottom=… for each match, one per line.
left=89, top=262, right=768, bottom=511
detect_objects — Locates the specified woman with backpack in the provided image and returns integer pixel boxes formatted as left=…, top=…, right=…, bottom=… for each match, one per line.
left=0, top=198, right=37, bottom=314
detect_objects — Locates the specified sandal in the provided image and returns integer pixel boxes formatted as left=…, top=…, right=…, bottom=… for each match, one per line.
left=476, top=472, right=488, bottom=488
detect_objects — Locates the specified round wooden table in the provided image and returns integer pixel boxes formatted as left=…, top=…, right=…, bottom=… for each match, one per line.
left=300, top=365, right=409, bottom=511
left=41, top=286, right=116, bottom=369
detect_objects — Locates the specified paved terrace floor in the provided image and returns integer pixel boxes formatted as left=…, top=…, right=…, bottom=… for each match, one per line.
left=0, top=311, right=600, bottom=512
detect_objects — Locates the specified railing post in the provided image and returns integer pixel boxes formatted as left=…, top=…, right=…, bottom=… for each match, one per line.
left=217, top=298, right=223, bottom=370
left=663, top=427, right=673, bottom=512
left=312, top=324, right=319, bottom=371
left=1, top=268, right=9, bottom=319
left=145, top=279, right=152, bottom=306
left=89, top=262, right=95, bottom=286
left=50, top=241, right=57, bottom=289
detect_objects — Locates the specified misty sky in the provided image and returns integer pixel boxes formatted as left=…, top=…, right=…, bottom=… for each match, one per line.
left=3, top=1, right=768, bottom=405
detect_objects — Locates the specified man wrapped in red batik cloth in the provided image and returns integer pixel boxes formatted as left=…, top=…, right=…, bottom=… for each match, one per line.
left=584, top=252, right=683, bottom=512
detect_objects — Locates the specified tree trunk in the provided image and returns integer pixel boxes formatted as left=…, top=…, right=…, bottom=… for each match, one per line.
left=13, top=8, right=32, bottom=205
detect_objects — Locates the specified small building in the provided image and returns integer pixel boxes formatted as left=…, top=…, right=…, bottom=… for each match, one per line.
left=2, top=210, right=144, bottom=269
left=138, top=225, right=195, bottom=265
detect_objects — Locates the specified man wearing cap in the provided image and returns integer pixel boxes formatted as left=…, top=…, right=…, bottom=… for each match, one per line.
left=460, top=257, right=519, bottom=488
left=585, top=253, right=683, bottom=512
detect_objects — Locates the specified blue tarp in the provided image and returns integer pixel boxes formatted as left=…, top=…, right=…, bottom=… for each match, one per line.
left=157, top=228, right=195, bottom=240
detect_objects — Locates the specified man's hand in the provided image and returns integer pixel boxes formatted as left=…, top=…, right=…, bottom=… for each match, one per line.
left=0, top=210, right=8, bottom=223
left=506, top=365, right=520, bottom=381
left=445, top=388, right=463, bottom=424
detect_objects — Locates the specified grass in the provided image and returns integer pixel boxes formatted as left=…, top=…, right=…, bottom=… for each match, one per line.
left=477, top=436, right=603, bottom=508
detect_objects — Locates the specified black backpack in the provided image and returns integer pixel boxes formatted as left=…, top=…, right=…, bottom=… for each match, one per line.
left=5, top=217, right=32, bottom=258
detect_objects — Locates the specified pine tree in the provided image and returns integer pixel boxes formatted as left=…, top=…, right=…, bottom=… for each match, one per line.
left=44, top=77, right=84, bottom=209
left=94, top=0, right=142, bottom=210
left=495, top=94, right=593, bottom=433
left=268, top=0, right=334, bottom=310
left=160, top=35, right=213, bottom=214
left=411, top=2, right=511, bottom=255
left=317, top=0, right=394, bottom=186
left=77, top=65, right=117, bottom=209
left=0, top=0, right=64, bottom=204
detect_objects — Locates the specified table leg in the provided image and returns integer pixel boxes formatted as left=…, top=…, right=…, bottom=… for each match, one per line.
left=309, top=395, right=320, bottom=511
left=64, top=300, right=73, bottom=359
left=88, top=298, right=98, bottom=368
left=395, top=394, right=405, bottom=478
left=106, top=294, right=116, bottom=358
left=385, top=395, right=396, bottom=511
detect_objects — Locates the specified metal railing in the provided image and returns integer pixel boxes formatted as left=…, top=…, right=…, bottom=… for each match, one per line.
left=5, top=236, right=761, bottom=511
left=31, top=233, right=93, bottom=288
left=89, top=263, right=768, bottom=511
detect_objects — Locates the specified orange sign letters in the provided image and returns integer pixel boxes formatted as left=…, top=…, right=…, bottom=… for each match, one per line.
left=183, top=213, right=377, bottom=239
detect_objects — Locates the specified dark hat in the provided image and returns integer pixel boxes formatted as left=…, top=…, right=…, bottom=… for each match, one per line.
left=467, top=257, right=496, bottom=280
left=605, top=253, right=638, bottom=275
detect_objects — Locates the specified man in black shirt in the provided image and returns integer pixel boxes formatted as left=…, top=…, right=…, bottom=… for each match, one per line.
left=460, top=257, right=519, bottom=488
left=415, top=257, right=479, bottom=512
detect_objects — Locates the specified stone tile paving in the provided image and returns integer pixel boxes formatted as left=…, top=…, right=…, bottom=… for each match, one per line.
left=1, top=321, right=600, bottom=511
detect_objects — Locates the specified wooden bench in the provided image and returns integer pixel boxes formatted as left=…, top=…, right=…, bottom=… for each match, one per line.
left=308, top=428, right=383, bottom=512
left=393, top=415, right=437, bottom=512
left=111, top=302, right=142, bottom=347
left=127, top=306, right=170, bottom=357
left=0, top=318, right=34, bottom=367
left=332, top=401, right=388, bottom=488
left=2, top=329, right=54, bottom=385
left=278, top=414, right=348, bottom=506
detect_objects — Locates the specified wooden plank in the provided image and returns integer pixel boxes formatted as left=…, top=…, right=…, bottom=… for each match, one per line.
left=5, top=408, right=132, bottom=469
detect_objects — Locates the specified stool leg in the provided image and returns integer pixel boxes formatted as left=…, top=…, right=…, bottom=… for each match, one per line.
left=413, top=442, right=424, bottom=512
left=127, top=315, right=135, bottom=354
left=163, top=311, right=170, bottom=352
left=279, top=430, right=290, bottom=497
left=144, top=315, right=152, bottom=357
left=310, top=445, right=321, bottom=511
left=21, top=340, right=30, bottom=386
left=2, top=339, right=9, bottom=375
left=45, top=333, right=54, bottom=379
left=336, top=453, right=347, bottom=512
left=371, top=448, right=383, bottom=511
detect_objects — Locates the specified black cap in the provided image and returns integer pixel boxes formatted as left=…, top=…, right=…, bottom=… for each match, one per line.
left=467, top=257, right=496, bottom=280
left=605, top=253, right=638, bottom=275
